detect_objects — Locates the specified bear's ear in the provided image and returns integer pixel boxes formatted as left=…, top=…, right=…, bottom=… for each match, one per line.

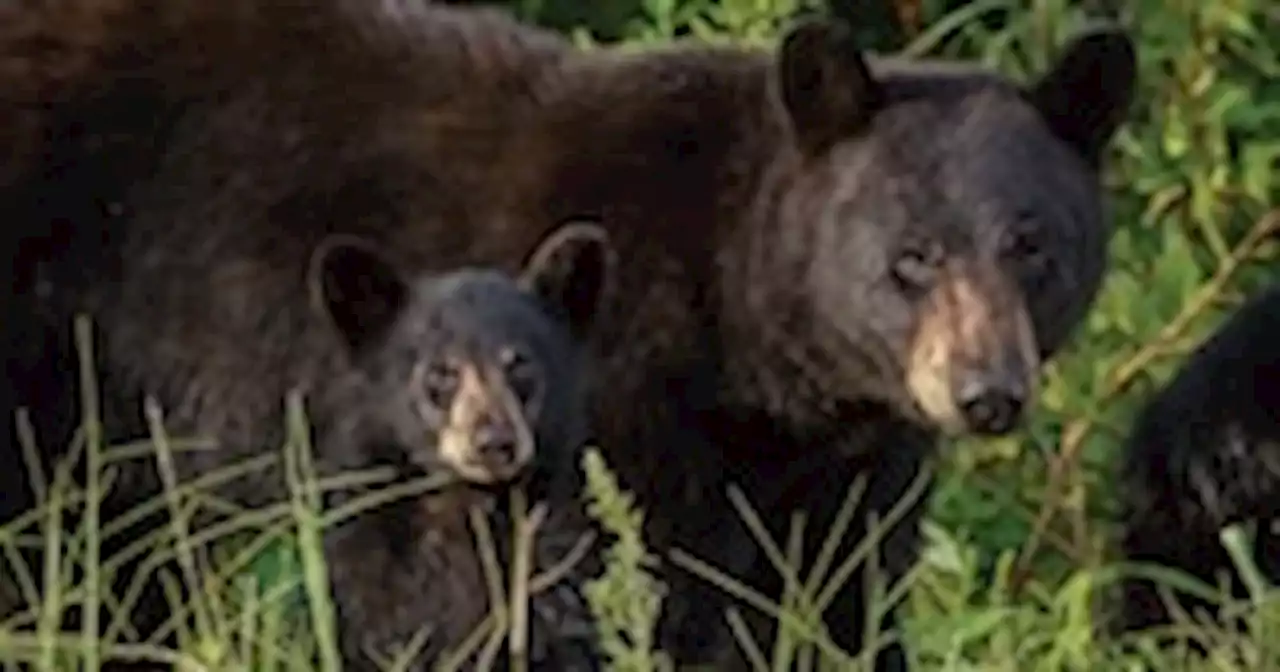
left=776, top=17, right=883, bottom=157
left=519, top=221, right=615, bottom=340
left=1026, top=26, right=1136, bottom=165
left=308, top=235, right=409, bottom=353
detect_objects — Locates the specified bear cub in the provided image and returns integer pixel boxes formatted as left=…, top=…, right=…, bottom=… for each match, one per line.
left=1112, top=282, right=1280, bottom=643
left=312, top=222, right=614, bottom=671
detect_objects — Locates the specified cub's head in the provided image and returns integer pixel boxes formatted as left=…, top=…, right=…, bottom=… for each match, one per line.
left=768, top=17, right=1136, bottom=437
left=311, top=222, right=613, bottom=484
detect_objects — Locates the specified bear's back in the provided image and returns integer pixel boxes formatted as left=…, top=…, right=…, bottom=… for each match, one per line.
left=1, top=0, right=570, bottom=296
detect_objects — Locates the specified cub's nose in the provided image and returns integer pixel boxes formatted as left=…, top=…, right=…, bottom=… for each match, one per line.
left=956, top=378, right=1026, bottom=436
left=474, top=426, right=529, bottom=475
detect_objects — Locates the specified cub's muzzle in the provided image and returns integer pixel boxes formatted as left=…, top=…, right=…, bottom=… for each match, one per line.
left=906, top=263, right=1040, bottom=437
left=438, top=364, right=536, bottom=484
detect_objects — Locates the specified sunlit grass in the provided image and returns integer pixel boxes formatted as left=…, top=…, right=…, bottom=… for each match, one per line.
left=1, top=326, right=1278, bottom=671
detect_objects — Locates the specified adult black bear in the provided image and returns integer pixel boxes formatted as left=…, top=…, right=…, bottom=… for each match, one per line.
left=0, top=1, right=1135, bottom=668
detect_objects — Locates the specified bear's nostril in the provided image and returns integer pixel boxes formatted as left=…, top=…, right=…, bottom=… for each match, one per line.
left=475, top=429, right=523, bottom=469
left=957, top=385, right=1025, bottom=436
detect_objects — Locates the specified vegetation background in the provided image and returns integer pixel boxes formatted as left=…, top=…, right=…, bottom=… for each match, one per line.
left=1, top=0, right=1277, bottom=670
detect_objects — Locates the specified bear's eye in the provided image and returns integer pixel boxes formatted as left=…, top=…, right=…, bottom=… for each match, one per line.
left=421, top=360, right=459, bottom=407
left=890, top=243, right=942, bottom=293
left=499, top=347, right=540, bottom=405
left=1003, top=227, right=1038, bottom=256
left=1001, top=226, right=1050, bottom=274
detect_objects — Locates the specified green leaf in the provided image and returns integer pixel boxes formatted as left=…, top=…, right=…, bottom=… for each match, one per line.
left=1150, top=229, right=1203, bottom=315
left=1213, top=4, right=1260, bottom=40
left=1097, top=270, right=1144, bottom=337
left=1242, top=142, right=1280, bottom=202
left=1204, top=82, right=1252, bottom=121
left=1160, top=108, right=1191, bottom=159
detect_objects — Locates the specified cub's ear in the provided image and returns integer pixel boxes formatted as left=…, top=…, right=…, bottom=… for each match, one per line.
left=1027, top=25, right=1136, bottom=165
left=775, top=17, right=883, bottom=157
left=308, top=235, right=409, bottom=353
left=519, top=221, right=615, bottom=340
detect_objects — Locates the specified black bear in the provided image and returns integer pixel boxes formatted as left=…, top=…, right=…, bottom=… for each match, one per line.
left=1110, top=282, right=1280, bottom=645
left=484, top=18, right=1137, bottom=667
left=311, top=223, right=611, bottom=671
left=0, top=1, right=1136, bottom=668
left=0, top=221, right=611, bottom=670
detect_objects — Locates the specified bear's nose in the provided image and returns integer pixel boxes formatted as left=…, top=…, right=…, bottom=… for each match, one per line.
left=956, top=380, right=1026, bottom=436
left=474, top=426, right=526, bottom=471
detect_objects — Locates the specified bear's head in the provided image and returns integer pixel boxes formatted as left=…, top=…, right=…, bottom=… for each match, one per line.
left=309, top=221, right=613, bottom=485
left=767, top=18, right=1135, bottom=437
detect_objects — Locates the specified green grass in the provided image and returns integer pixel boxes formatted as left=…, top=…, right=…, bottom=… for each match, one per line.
left=0, top=318, right=1278, bottom=671
left=5, top=398, right=1280, bottom=671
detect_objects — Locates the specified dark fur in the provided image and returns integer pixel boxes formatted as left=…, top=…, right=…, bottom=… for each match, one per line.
left=1110, top=283, right=1280, bottom=644
left=0, top=1, right=1134, bottom=668
left=2, top=219, right=611, bottom=672
left=487, top=21, right=1136, bottom=667
left=313, top=230, right=610, bottom=671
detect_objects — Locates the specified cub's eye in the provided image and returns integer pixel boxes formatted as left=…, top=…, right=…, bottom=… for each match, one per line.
left=420, top=360, right=459, bottom=407
left=890, top=243, right=942, bottom=292
left=499, top=347, right=539, bottom=404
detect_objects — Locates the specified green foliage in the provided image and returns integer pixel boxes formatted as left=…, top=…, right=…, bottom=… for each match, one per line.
left=580, top=448, right=672, bottom=672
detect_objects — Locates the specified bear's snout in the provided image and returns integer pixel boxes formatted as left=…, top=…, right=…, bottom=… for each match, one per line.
left=906, top=263, right=1040, bottom=437
left=954, top=363, right=1029, bottom=436
left=471, top=421, right=533, bottom=479
left=436, top=363, right=536, bottom=484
